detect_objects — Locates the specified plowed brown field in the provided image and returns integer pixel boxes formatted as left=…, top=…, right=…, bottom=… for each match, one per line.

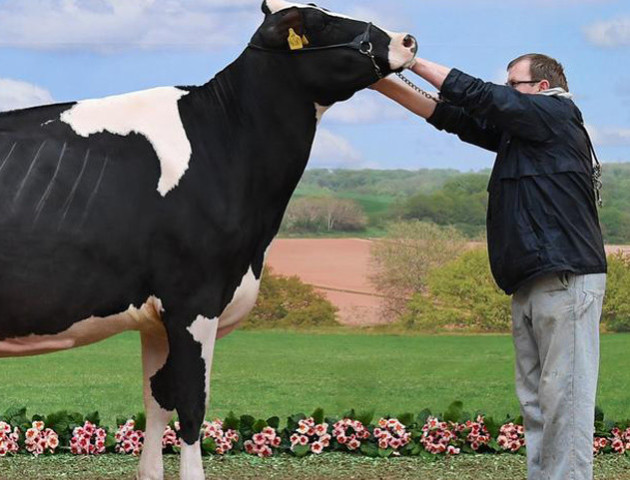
left=266, top=238, right=384, bottom=326
left=266, top=239, right=630, bottom=326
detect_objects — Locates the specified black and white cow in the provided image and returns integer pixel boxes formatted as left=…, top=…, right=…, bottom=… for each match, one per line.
left=0, top=1, right=416, bottom=478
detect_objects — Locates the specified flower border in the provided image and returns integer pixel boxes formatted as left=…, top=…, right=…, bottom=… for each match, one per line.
left=0, top=403, right=628, bottom=458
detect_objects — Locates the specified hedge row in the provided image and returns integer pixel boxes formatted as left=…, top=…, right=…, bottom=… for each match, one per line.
left=1, top=402, right=628, bottom=458
left=403, top=250, right=630, bottom=333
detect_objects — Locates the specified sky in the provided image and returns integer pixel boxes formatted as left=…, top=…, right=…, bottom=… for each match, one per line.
left=0, top=0, right=628, bottom=172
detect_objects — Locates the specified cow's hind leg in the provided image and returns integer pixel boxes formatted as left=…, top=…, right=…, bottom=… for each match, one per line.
left=150, top=313, right=219, bottom=480
left=138, top=320, right=173, bottom=480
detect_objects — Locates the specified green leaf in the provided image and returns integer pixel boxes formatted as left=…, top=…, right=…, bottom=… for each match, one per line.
left=378, top=447, right=394, bottom=458
left=240, top=415, right=255, bottom=428
left=488, top=438, right=500, bottom=452
left=69, top=412, right=84, bottom=426
left=312, top=408, right=324, bottom=425
left=201, top=437, right=217, bottom=454
left=360, top=442, right=379, bottom=458
left=266, top=416, right=280, bottom=430
left=484, top=416, right=500, bottom=438
left=292, top=444, right=310, bottom=457
left=356, top=410, right=374, bottom=427
left=287, top=414, right=306, bottom=431
left=84, top=411, right=100, bottom=426
left=133, top=412, right=147, bottom=432
left=105, top=433, right=117, bottom=451
left=595, top=405, right=605, bottom=423
left=397, top=412, right=414, bottom=428
left=416, top=409, right=432, bottom=425
left=224, top=412, right=240, bottom=431
left=443, top=401, right=464, bottom=423
left=342, top=409, right=356, bottom=420
left=3, top=406, right=27, bottom=427
left=253, top=419, right=268, bottom=433
left=116, top=416, right=127, bottom=427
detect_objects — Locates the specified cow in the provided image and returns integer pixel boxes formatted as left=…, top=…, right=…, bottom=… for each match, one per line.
left=0, top=1, right=416, bottom=478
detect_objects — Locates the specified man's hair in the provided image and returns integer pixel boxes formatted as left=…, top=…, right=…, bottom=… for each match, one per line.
left=507, top=53, right=569, bottom=91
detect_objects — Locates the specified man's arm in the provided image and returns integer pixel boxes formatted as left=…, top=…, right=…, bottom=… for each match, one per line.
left=409, top=57, right=452, bottom=91
left=371, top=74, right=502, bottom=152
left=370, top=74, right=439, bottom=119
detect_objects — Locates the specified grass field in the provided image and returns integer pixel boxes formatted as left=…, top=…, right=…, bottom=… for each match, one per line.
left=1, top=452, right=629, bottom=480
left=1, top=331, right=629, bottom=426
left=1, top=331, right=629, bottom=479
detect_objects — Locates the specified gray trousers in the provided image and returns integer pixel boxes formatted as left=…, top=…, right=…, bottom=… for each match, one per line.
left=511, top=272, right=606, bottom=480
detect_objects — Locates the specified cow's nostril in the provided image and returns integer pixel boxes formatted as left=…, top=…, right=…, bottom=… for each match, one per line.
left=403, top=34, right=416, bottom=51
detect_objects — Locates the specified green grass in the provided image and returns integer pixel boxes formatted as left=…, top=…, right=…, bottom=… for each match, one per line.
left=0, top=453, right=629, bottom=479
left=1, top=331, right=629, bottom=427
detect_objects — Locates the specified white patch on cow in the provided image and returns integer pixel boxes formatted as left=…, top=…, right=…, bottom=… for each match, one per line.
left=265, top=0, right=354, bottom=20
left=314, top=103, right=330, bottom=124
left=387, top=34, right=417, bottom=71
left=59, top=87, right=192, bottom=196
left=186, top=315, right=219, bottom=404
left=180, top=440, right=204, bottom=479
left=218, top=267, right=261, bottom=332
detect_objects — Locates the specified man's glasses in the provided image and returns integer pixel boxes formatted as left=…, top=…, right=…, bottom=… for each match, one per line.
left=505, top=80, right=541, bottom=88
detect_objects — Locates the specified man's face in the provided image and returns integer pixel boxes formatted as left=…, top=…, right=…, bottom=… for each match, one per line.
left=506, top=59, right=544, bottom=94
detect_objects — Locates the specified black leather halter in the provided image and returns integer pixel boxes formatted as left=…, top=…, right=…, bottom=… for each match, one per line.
left=247, top=22, right=383, bottom=79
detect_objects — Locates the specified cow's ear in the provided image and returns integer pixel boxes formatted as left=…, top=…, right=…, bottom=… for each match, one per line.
left=257, top=7, right=305, bottom=48
left=261, top=1, right=271, bottom=15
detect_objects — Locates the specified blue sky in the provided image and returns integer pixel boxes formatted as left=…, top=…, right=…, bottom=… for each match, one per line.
left=0, top=0, right=628, bottom=171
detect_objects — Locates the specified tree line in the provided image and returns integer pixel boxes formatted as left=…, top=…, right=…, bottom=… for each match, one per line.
left=286, top=165, right=630, bottom=243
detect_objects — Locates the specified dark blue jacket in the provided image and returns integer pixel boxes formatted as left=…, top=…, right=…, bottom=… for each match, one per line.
left=427, top=69, right=606, bottom=294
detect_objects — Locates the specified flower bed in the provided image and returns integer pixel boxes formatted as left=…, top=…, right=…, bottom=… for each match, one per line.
left=0, top=403, right=628, bottom=458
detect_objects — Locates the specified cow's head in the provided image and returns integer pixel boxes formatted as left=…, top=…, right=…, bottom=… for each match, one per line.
left=250, top=0, right=417, bottom=106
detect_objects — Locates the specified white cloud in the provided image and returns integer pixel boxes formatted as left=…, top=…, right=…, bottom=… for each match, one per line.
left=0, top=78, right=54, bottom=112
left=0, top=0, right=261, bottom=52
left=584, top=16, right=630, bottom=47
left=586, top=124, right=630, bottom=146
left=324, top=90, right=409, bottom=124
left=310, top=128, right=362, bottom=168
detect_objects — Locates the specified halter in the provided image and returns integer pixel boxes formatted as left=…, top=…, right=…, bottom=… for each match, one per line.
left=247, top=22, right=383, bottom=80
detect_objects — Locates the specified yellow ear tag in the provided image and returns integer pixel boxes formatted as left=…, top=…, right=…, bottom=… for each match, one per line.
left=287, top=28, right=304, bottom=50
left=301, top=35, right=309, bottom=46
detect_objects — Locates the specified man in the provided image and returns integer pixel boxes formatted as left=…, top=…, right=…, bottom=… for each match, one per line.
left=373, top=54, right=607, bottom=480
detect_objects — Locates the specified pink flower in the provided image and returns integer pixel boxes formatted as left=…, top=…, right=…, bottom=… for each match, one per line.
left=446, top=445, right=460, bottom=455
left=253, top=433, right=266, bottom=446
left=348, top=439, right=361, bottom=450
left=310, top=441, right=324, bottom=454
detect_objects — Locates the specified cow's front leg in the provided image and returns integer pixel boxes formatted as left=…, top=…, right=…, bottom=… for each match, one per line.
left=138, top=319, right=173, bottom=480
left=151, top=313, right=219, bottom=480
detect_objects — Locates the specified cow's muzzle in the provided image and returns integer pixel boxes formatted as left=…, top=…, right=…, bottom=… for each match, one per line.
left=403, top=35, right=418, bottom=56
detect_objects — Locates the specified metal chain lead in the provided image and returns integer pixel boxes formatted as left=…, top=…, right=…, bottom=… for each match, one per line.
left=358, top=42, right=383, bottom=79
left=395, top=72, right=440, bottom=103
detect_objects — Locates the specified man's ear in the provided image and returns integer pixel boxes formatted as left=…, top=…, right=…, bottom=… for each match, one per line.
left=539, top=79, right=551, bottom=91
